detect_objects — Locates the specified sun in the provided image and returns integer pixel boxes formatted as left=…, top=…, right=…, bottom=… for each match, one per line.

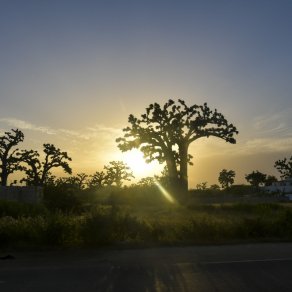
left=122, top=149, right=161, bottom=178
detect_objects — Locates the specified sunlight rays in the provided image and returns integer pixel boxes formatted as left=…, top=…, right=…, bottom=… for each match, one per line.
left=154, top=180, right=176, bottom=204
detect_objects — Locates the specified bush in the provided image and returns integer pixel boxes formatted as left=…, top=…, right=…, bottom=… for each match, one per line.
left=80, top=206, right=147, bottom=246
left=43, top=186, right=83, bottom=213
left=0, top=199, right=47, bottom=218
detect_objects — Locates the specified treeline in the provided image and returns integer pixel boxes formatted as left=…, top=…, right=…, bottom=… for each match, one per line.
left=1, top=100, right=291, bottom=193
left=199, top=164, right=292, bottom=191
left=0, top=128, right=291, bottom=191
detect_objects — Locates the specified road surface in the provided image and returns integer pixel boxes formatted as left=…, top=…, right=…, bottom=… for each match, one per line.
left=1, top=243, right=292, bottom=291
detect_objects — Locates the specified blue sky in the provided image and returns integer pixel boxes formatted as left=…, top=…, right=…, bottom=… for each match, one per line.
left=0, top=0, right=291, bottom=186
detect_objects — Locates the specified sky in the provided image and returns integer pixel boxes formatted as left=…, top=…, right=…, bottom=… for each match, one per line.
left=0, top=0, right=291, bottom=187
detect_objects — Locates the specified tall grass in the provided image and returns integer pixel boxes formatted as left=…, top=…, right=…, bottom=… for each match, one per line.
left=1, top=201, right=292, bottom=249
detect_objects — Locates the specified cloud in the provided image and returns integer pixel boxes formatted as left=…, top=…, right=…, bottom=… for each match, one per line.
left=188, top=135, right=292, bottom=160
left=0, top=118, right=122, bottom=140
left=253, top=108, right=292, bottom=136
left=0, top=118, right=56, bottom=134
left=244, top=137, right=292, bottom=153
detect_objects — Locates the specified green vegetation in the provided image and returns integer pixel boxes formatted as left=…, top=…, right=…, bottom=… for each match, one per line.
left=0, top=186, right=292, bottom=250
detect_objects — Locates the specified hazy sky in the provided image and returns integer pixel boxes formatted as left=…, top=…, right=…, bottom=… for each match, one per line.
left=0, top=0, right=291, bottom=187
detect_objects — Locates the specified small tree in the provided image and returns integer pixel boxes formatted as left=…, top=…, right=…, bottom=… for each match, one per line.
left=265, top=175, right=278, bottom=186
left=245, top=170, right=267, bottom=187
left=209, top=184, right=220, bottom=190
left=274, top=156, right=292, bottom=179
left=21, top=144, right=72, bottom=186
left=104, top=161, right=134, bottom=187
left=196, top=182, right=208, bottom=190
left=88, top=171, right=107, bottom=190
left=62, top=173, right=89, bottom=190
left=0, top=129, right=24, bottom=186
left=73, top=173, right=88, bottom=190
left=218, top=169, right=235, bottom=189
left=137, top=176, right=156, bottom=187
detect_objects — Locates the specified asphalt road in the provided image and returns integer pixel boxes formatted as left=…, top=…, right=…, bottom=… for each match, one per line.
left=1, top=243, right=292, bottom=291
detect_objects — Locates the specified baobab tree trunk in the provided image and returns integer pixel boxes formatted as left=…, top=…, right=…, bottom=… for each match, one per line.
left=179, top=142, right=189, bottom=193
left=1, top=157, right=8, bottom=186
left=165, top=156, right=178, bottom=183
left=1, top=171, right=8, bottom=186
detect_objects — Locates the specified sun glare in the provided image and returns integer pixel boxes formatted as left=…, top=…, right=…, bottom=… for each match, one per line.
left=154, top=180, right=176, bottom=204
left=122, top=149, right=161, bottom=178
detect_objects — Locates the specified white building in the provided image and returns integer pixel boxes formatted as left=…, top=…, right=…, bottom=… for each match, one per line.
left=264, top=177, right=292, bottom=194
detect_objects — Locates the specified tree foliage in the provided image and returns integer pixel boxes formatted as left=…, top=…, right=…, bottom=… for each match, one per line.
left=0, top=129, right=24, bottom=186
left=117, top=99, right=238, bottom=192
left=265, top=175, right=278, bottom=186
left=274, top=156, right=292, bottom=179
left=196, top=182, right=208, bottom=190
left=137, top=176, right=156, bottom=187
left=21, top=144, right=72, bottom=186
left=218, top=169, right=235, bottom=189
left=104, top=161, right=134, bottom=187
left=245, top=170, right=267, bottom=187
left=87, top=171, right=107, bottom=190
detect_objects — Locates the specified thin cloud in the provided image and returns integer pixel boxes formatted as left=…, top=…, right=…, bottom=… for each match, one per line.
left=0, top=118, right=56, bottom=135
left=244, top=137, right=292, bottom=153
left=59, top=125, right=122, bottom=140
left=0, top=118, right=122, bottom=140
left=253, top=108, right=292, bottom=136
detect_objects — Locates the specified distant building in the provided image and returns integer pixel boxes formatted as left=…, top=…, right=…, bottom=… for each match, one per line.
left=264, top=177, right=292, bottom=194
left=0, top=186, right=43, bottom=204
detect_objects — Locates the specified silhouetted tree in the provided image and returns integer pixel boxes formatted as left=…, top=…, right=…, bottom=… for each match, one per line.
left=137, top=176, right=156, bottom=187
left=104, top=161, right=134, bottom=187
left=0, top=129, right=24, bottom=186
left=88, top=171, right=107, bottom=189
left=196, top=182, right=208, bottom=190
left=209, top=184, right=220, bottom=190
left=264, top=175, right=278, bottom=186
left=21, top=144, right=72, bottom=186
left=218, top=169, right=235, bottom=189
left=68, top=173, right=88, bottom=190
left=116, top=99, right=238, bottom=193
left=274, top=156, right=292, bottom=179
left=50, top=173, right=88, bottom=190
left=245, top=170, right=267, bottom=187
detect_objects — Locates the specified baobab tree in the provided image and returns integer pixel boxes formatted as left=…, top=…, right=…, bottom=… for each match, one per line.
left=88, top=171, right=107, bottom=190
left=21, top=144, right=72, bottom=186
left=116, top=99, right=238, bottom=193
left=104, top=161, right=134, bottom=187
left=0, top=129, right=24, bottom=186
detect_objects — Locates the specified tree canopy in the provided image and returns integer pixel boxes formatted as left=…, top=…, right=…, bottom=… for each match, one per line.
left=104, top=161, right=134, bottom=187
left=0, top=129, right=24, bottom=186
left=117, top=99, right=238, bottom=193
left=218, top=169, right=235, bottom=189
left=245, top=170, right=267, bottom=187
left=21, top=144, right=72, bottom=186
left=274, top=156, right=292, bottom=179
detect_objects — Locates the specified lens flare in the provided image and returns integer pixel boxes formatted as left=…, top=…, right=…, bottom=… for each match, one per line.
left=154, top=181, right=176, bottom=203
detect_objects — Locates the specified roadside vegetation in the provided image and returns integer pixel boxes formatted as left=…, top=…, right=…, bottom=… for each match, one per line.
left=1, top=185, right=292, bottom=250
